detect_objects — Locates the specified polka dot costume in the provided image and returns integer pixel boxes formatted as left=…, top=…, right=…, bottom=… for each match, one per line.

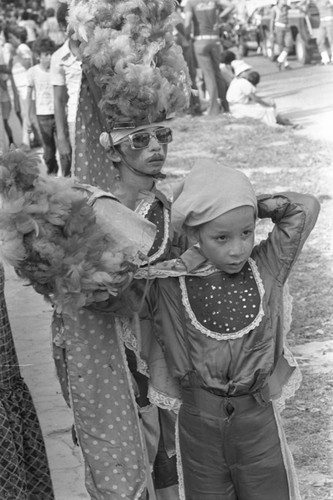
left=74, top=76, right=118, bottom=192
left=63, top=311, right=147, bottom=498
left=64, top=76, right=175, bottom=498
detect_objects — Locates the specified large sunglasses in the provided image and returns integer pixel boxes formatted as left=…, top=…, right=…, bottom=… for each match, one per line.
left=122, top=127, right=173, bottom=150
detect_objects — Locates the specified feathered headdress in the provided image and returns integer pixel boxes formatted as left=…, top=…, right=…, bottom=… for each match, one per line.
left=68, top=0, right=191, bottom=134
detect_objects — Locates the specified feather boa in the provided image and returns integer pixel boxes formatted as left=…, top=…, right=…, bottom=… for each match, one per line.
left=0, top=150, right=154, bottom=316
left=68, top=0, right=191, bottom=125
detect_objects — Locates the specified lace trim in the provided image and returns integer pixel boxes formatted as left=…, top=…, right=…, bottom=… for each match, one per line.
left=175, top=412, right=186, bottom=500
left=136, top=202, right=170, bottom=264
left=114, top=318, right=148, bottom=500
left=135, top=199, right=152, bottom=219
left=119, top=316, right=149, bottom=377
left=274, top=346, right=302, bottom=412
left=148, top=385, right=182, bottom=412
left=179, top=257, right=265, bottom=341
left=272, top=403, right=302, bottom=500
left=53, top=327, right=66, bottom=348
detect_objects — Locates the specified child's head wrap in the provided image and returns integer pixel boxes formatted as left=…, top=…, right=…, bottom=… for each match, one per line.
left=172, top=159, right=257, bottom=238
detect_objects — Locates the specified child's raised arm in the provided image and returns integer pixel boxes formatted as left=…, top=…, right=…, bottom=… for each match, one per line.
left=253, top=192, right=320, bottom=283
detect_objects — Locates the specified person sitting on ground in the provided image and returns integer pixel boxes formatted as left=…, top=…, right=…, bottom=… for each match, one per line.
left=226, top=61, right=298, bottom=127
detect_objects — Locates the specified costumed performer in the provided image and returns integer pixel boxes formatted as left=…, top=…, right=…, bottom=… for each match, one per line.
left=53, top=0, right=192, bottom=498
left=0, top=146, right=161, bottom=500
left=140, top=160, right=320, bottom=500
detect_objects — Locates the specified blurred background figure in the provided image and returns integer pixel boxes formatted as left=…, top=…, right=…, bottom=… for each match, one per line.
left=271, top=0, right=293, bottom=70
left=4, top=24, right=41, bottom=150
left=0, top=21, right=16, bottom=151
left=18, top=10, right=40, bottom=48
left=27, top=37, right=59, bottom=175
left=50, top=2, right=82, bottom=176
left=41, top=7, right=66, bottom=49
left=174, top=1, right=203, bottom=116
left=316, top=0, right=333, bottom=64
left=184, top=0, right=234, bottom=115
left=219, top=48, right=237, bottom=86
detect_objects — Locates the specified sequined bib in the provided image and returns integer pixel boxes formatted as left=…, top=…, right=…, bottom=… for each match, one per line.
left=180, top=259, right=265, bottom=341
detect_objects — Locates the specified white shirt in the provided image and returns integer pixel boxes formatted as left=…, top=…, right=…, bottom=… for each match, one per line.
left=27, top=64, right=54, bottom=115
left=50, top=40, right=82, bottom=123
left=11, top=43, right=33, bottom=93
left=226, top=77, right=255, bottom=105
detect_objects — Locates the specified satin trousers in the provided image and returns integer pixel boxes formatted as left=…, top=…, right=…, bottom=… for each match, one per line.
left=178, top=387, right=290, bottom=500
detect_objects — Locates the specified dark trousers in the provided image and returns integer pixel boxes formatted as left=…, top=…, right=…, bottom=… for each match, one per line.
left=179, top=387, right=290, bottom=500
left=193, top=40, right=229, bottom=115
left=275, top=27, right=292, bottom=54
left=37, top=115, right=59, bottom=175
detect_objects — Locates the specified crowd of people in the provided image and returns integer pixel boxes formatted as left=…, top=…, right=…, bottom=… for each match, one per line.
left=3, top=0, right=330, bottom=166
left=0, top=1, right=323, bottom=500
left=0, top=0, right=81, bottom=175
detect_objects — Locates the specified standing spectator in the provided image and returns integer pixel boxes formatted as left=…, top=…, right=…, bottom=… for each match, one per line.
left=18, top=10, right=40, bottom=48
left=184, top=0, right=234, bottom=115
left=27, top=37, right=59, bottom=175
left=0, top=37, right=16, bottom=149
left=41, top=7, right=66, bottom=49
left=50, top=2, right=82, bottom=176
left=4, top=24, right=41, bottom=150
left=271, top=0, right=292, bottom=70
left=0, top=263, right=54, bottom=499
left=174, top=2, right=202, bottom=116
left=316, top=0, right=333, bottom=64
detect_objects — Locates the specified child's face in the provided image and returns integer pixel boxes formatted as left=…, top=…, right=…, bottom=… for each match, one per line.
left=39, top=52, right=52, bottom=69
left=198, top=206, right=255, bottom=274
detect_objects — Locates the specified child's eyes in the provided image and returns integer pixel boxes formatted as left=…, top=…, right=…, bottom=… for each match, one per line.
left=243, top=230, right=253, bottom=237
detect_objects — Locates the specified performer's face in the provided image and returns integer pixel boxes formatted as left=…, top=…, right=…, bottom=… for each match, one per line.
left=116, top=126, right=169, bottom=176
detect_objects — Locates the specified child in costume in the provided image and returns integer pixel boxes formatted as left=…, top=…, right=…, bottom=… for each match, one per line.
left=144, top=160, right=320, bottom=500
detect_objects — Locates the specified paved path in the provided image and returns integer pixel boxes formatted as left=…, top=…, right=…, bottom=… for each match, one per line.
left=245, top=54, right=333, bottom=145
left=4, top=265, right=89, bottom=499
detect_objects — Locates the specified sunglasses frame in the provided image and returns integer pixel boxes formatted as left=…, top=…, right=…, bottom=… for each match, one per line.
left=123, top=127, right=173, bottom=150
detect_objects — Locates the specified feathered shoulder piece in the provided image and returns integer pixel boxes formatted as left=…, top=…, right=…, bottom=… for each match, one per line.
left=68, top=0, right=191, bottom=127
left=0, top=150, right=155, bottom=315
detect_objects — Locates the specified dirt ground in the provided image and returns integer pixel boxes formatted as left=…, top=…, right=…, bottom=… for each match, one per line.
left=4, top=112, right=333, bottom=499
